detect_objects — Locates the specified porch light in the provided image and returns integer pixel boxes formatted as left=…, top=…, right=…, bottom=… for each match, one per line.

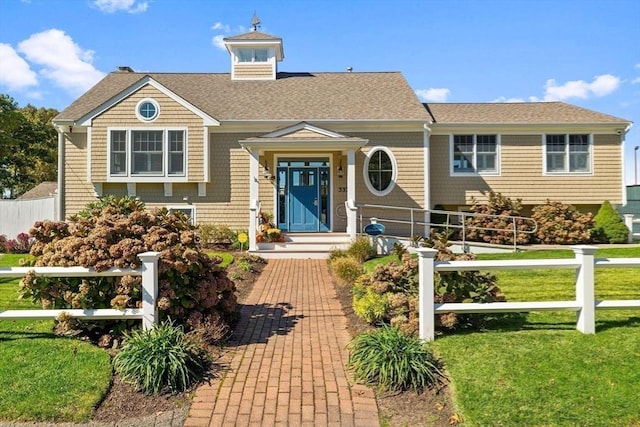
left=262, top=161, right=271, bottom=179
left=337, top=162, right=344, bottom=178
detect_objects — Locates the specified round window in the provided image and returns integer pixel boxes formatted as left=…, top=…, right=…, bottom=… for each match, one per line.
left=136, top=99, right=159, bottom=121
left=364, top=146, right=396, bottom=196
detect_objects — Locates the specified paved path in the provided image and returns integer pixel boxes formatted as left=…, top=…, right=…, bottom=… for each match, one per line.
left=184, top=259, right=379, bottom=427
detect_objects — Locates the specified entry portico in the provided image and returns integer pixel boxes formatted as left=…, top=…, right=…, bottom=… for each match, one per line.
left=240, top=122, right=368, bottom=250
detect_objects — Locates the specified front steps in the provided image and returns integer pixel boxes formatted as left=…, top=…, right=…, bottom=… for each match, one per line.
left=251, top=233, right=352, bottom=259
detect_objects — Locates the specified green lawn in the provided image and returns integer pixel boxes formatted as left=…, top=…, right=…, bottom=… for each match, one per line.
left=0, top=254, right=112, bottom=422
left=429, top=247, right=640, bottom=426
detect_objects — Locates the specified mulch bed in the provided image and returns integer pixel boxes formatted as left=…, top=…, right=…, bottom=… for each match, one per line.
left=90, top=254, right=460, bottom=426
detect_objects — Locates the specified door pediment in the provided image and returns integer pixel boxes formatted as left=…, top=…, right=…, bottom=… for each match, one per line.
left=239, top=122, right=368, bottom=152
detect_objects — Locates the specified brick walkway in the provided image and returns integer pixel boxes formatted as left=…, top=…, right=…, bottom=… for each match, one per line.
left=184, top=259, right=379, bottom=427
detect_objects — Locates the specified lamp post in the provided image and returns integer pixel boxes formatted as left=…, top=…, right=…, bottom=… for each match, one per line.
left=636, top=146, right=639, bottom=186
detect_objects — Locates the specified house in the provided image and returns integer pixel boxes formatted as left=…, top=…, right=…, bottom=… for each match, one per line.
left=52, top=22, right=632, bottom=253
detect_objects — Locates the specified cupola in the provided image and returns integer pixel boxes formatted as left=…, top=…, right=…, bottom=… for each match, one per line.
left=223, top=14, right=284, bottom=81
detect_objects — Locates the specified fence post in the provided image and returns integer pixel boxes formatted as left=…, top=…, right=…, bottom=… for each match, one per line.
left=623, top=214, right=634, bottom=244
left=138, top=251, right=160, bottom=330
left=416, top=248, right=438, bottom=341
left=572, top=245, right=597, bottom=334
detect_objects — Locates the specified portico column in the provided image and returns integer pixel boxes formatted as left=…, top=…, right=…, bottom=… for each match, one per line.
left=346, top=149, right=357, bottom=239
left=248, top=150, right=260, bottom=251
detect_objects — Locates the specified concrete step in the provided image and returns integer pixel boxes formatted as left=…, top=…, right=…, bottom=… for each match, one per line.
left=252, top=233, right=352, bottom=259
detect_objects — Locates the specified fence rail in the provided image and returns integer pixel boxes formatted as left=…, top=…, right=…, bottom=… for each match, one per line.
left=0, top=252, right=160, bottom=329
left=416, top=246, right=640, bottom=341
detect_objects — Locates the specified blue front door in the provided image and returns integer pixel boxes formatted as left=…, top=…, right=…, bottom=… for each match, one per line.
left=289, top=168, right=319, bottom=232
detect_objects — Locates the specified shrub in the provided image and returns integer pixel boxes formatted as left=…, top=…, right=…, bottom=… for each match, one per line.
left=531, top=201, right=594, bottom=244
left=113, top=320, right=211, bottom=395
left=330, top=256, right=364, bottom=286
left=352, top=231, right=506, bottom=333
left=347, top=235, right=376, bottom=263
left=593, top=201, right=629, bottom=244
left=0, top=232, right=32, bottom=253
left=197, top=223, right=235, bottom=247
left=463, top=191, right=534, bottom=245
left=20, top=195, right=237, bottom=342
left=348, top=325, right=445, bottom=393
left=352, top=286, right=389, bottom=324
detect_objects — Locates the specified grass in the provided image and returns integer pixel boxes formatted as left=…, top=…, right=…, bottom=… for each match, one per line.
left=0, top=253, right=112, bottom=422
left=430, top=247, right=640, bottom=426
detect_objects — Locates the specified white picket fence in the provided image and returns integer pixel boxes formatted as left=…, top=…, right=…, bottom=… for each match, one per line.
left=0, top=252, right=160, bottom=329
left=416, top=246, right=640, bottom=341
left=0, top=195, right=57, bottom=239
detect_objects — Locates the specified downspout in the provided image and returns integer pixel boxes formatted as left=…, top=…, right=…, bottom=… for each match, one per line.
left=56, top=125, right=65, bottom=221
left=423, top=123, right=432, bottom=237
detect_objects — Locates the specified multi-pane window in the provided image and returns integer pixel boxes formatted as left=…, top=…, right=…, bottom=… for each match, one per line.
left=545, top=134, right=590, bottom=173
left=109, top=129, right=185, bottom=177
left=168, top=131, right=184, bottom=175
left=132, top=131, right=163, bottom=174
left=365, top=147, right=396, bottom=195
left=110, top=131, right=127, bottom=175
left=237, top=48, right=269, bottom=62
left=452, top=135, right=497, bottom=174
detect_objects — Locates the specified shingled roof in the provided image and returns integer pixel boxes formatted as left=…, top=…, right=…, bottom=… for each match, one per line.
left=223, top=30, right=282, bottom=41
left=55, top=71, right=430, bottom=123
left=426, top=102, right=629, bottom=125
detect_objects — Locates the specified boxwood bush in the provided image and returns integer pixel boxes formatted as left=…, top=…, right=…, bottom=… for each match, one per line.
left=593, top=201, right=629, bottom=244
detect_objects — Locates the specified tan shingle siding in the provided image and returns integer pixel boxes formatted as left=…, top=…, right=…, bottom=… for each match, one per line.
left=65, top=134, right=98, bottom=215
left=234, top=64, right=273, bottom=79
left=431, top=134, right=623, bottom=207
left=91, top=85, right=204, bottom=181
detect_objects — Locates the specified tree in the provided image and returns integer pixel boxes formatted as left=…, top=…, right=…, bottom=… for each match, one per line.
left=0, top=94, right=58, bottom=198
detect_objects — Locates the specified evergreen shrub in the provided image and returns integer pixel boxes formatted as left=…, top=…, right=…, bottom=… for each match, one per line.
left=593, top=201, right=629, bottom=244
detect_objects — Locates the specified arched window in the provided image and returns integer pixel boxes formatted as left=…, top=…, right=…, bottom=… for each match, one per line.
left=363, top=146, right=396, bottom=196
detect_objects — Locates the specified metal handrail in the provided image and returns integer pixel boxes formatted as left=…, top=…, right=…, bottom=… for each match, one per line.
left=354, top=203, right=538, bottom=252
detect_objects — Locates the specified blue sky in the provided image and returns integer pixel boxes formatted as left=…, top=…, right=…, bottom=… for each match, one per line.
left=1, top=0, right=639, bottom=185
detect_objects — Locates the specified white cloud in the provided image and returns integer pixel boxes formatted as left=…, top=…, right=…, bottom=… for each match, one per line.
left=0, top=43, right=38, bottom=90
left=212, top=35, right=226, bottom=51
left=210, top=22, right=247, bottom=51
left=92, top=0, right=148, bottom=14
left=415, top=88, right=450, bottom=102
left=632, top=77, right=640, bottom=85
left=492, top=96, right=526, bottom=103
left=212, top=22, right=230, bottom=32
left=18, top=29, right=105, bottom=95
left=543, top=74, right=620, bottom=101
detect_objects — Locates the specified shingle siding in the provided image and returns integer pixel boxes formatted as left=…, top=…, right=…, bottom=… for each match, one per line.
left=431, top=133, right=623, bottom=207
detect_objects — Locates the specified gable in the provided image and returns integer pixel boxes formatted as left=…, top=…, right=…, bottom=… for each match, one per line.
left=61, top=76, right=219, bottom=127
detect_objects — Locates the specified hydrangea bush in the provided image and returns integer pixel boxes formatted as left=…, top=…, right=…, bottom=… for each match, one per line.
left=20, top=196, right=237, bottom=344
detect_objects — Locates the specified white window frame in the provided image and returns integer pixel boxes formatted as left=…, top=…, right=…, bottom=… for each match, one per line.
left=107, top=127, right=188, bottom=182
left=449, top=134, right=501, bottom=176
left=167, top=205, right=196, bottom=225
left=542, top=133, right=593, bottom=175
left=135, top=98, right=160, bottom=122
left=236, top=48, right=270, bottom=63
left=363, top=146, right=397, bottom=197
